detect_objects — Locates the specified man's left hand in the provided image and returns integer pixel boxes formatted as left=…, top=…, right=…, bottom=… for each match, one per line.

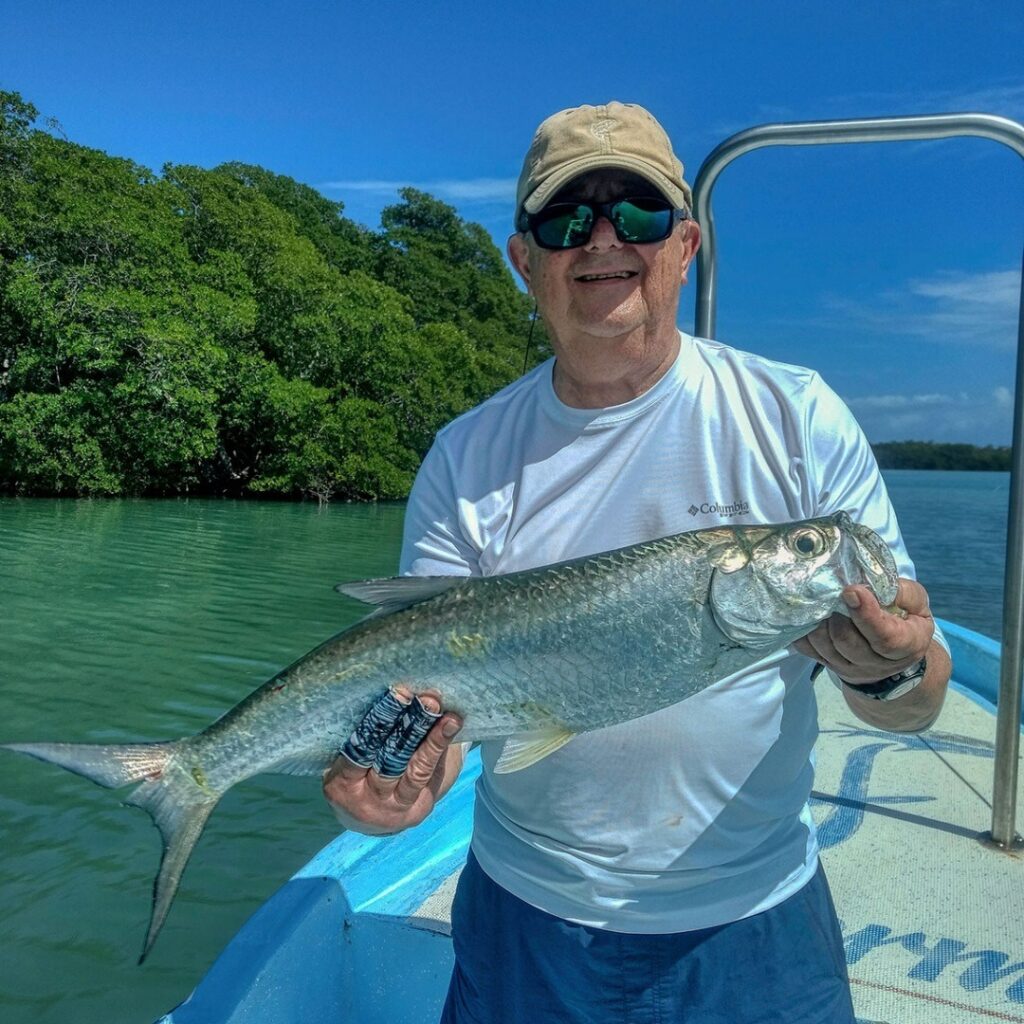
left=793, top=577, right=950, bottom=731
left=792, top=577, right=933, bottom=684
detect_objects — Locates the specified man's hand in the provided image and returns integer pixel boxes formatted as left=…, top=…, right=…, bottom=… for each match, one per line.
left=793, top=578, right=932, bottom=683
left=793, top=578, right=950, bottom=731
left=322, top=687, right=464, bottom=836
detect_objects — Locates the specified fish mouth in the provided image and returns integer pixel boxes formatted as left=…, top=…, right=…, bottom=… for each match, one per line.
left=842, top=519, right=899, bottom=607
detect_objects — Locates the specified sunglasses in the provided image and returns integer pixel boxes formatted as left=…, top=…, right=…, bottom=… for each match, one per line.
left=522, top=197, right=689, bottom=250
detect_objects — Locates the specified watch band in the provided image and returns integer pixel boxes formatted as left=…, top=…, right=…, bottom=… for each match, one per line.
left=842, top=657, right=928, bottom=702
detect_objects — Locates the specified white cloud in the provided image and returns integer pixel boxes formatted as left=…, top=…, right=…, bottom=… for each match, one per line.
left=319, top=176, right=516, bottom=204
left=821, top=266, right=1020, bottom=349
left=941, top=83, right=1024, bottom=116
left=910, top=269, right=1020, bottom=307
left=849, top=393, right=949, bottom=410
left=320, top=179, right=406, bottom=192
left=794, top=82, right=1024, bottom=121
left=845, top=387, right=1013, bottom=444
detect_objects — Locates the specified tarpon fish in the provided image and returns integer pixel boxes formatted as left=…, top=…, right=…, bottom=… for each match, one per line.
left=4, top=511, right=898, bottom=960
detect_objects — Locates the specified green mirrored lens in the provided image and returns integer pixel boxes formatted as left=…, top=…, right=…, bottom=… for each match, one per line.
left=612, top=199, right=672, bottom=242
left=530, top=198, right=676, bottom=249
left=536, top=204, right=594, bottom=248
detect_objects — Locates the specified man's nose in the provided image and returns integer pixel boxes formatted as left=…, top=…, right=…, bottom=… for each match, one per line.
left=585, top=215, right=622, bottom=250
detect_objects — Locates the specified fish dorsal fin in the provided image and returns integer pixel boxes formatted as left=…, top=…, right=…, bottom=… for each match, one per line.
left=335, top=575, right=466, bottom=616
left=493, top=727, right=576, bottom=774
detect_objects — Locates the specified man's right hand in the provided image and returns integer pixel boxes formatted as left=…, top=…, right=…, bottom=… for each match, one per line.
left=322, top=687, right=465, bottom=836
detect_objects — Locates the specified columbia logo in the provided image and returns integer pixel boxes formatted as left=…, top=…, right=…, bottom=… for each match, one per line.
left=689, top=501, right=751, bottom=518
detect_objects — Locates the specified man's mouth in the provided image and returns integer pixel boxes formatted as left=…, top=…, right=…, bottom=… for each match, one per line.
left=574, top=271, right=637, bottom=282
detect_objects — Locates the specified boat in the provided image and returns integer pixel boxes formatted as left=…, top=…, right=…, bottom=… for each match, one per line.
left=156, top=620, right=1024, bottom=1024
left=160, top=113, right=1024, bottom=1024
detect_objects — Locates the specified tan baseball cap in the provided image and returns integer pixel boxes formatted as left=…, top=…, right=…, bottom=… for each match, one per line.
left=515, top=101, right=692, bottom=230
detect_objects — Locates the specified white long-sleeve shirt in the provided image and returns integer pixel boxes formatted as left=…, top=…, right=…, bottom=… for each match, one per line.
left=400, top=332, right=926, bottom=932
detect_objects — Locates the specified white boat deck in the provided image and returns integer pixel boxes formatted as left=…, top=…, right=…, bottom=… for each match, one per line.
left=814, top=680, right=1024, bottom=1023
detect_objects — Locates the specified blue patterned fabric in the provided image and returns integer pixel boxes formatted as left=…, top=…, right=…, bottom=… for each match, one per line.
left=340, top=689, right=442, bottom=777
left=374, top=696, right=441, bottom=777
left=340, top=688, right=407, bottom=767
left=439, top=852, right=855, bottom=1024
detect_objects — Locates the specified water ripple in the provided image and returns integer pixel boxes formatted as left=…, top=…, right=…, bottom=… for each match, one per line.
left=0, top=497, right=405, bottom=1023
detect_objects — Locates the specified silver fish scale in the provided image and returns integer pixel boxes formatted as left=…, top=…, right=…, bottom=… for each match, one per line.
left=188, top=530, right=752, bottom=787
left=185, top=514, right=888, bottom=789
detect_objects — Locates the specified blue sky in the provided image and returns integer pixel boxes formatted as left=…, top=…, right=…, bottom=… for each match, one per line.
left=3, top=0, right=1022, bottom=444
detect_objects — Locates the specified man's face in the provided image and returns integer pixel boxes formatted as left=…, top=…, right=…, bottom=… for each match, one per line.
left=508, top=170, right=700, bottom=344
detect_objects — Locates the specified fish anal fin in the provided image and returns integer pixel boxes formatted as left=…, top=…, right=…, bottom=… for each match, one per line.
left=493, top=728, right=576, bottom=774
left=269, top=752, right=335, bottom=776
left=335, top=575, right=466, bottom=616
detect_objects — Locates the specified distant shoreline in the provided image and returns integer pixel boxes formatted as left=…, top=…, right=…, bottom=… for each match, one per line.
left=872, top=441, right=1011, bottom=471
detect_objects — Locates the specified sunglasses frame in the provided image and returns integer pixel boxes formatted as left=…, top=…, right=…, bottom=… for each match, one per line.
left=520, top=197, right=689, bottom=250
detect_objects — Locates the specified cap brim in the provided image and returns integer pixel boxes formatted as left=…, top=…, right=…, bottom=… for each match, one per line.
left=522, top=154, right=691, bottom=217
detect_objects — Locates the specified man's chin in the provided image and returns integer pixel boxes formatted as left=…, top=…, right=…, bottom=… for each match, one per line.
left=572, top=313, right=648, bottom=340
left=567, top=298, right=648, bottom=338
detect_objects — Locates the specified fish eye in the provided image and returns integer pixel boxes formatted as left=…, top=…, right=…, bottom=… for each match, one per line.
left=788, top=527, right=826, bottom=558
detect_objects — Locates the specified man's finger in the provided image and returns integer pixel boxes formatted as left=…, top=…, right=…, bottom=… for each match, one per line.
left=843, top=582, right=931, bottom=663
left=801, top=626, right=859, bottom=678
left=891, top=578, right=932, bottom=618
left=791, top=636, right=818, bottom=660
left=841, top=585, right=910, bottom=656
left=392, top=715, right=462, bottom=809
left=826, top=612, right=881, bottom=665
left=374, top=695, right=442, bottom=777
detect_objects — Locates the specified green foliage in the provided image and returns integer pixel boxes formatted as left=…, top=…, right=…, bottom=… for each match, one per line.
left=215, top=161, right=374, bottom=275
left=0, top=387, right=122, bottom=494
left=872, top=441, right=1011, bottom=471
left=0, top=90, right=538, bottom=498
left=376, top=188, right=546, bottom=375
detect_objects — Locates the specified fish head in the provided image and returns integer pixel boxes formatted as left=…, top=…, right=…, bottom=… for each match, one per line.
left=707, top=512, right=899, bottom=649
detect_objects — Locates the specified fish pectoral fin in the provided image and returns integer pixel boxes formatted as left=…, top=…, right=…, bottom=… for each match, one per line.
left=335, top=575, right=467, bottom=615
left=493, top=728, right=576, bottom=774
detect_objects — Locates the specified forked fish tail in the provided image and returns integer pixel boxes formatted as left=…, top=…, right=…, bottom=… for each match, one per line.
left=2, top=739, right=218, bottom=963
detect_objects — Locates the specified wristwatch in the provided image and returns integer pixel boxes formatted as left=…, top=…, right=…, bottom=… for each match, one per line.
left=842, top=657, right=928, bottom=701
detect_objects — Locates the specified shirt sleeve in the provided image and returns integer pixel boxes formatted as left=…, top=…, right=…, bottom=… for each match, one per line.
left=804, top=373, right=908, bottom=568
left=804, top=373, right=949, bottom=655
left=399, top=437, right=481, bottom=578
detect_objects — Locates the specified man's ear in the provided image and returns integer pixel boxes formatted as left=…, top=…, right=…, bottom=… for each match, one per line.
left=507, top=233, right=532, bottom=290
left=679, top=219, right=702, bottom=287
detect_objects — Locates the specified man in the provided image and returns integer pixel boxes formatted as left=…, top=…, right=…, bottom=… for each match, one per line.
left=324, top=102, right=951, bottom=1023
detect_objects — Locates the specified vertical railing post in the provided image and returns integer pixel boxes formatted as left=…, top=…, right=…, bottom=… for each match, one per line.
left=991, top=246, right=1024, bottom=847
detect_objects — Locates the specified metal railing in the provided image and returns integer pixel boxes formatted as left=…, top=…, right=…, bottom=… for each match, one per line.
left=690, top=113, right=1024, bottom=848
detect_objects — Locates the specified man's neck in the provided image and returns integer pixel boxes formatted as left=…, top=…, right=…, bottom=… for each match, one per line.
left=550, top=326, right=681, bottom=409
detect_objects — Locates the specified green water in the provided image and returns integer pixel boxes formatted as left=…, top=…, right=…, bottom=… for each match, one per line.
left=0, top=475, right=1011, bottom=1022
left=0, top=499, right=407, bottom=1024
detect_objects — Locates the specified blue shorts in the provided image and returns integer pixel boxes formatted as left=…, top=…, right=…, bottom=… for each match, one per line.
left=440, top=852, right=855, bottom=1024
